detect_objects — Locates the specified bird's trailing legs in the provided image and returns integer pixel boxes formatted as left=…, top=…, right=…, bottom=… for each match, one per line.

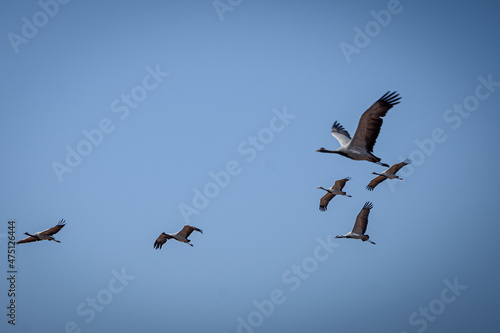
left=375, top=161, right=389, bottom=167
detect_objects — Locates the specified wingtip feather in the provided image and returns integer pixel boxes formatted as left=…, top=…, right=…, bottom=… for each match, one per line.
left=378, top=91, right=401, bottom=106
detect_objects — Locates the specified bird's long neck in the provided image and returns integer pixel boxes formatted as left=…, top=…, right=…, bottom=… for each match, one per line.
left=24, top=232, right=34, bottom=237
left=318, top=187, right=328, bottom=192
left=318, top=149, right=339, bottom=154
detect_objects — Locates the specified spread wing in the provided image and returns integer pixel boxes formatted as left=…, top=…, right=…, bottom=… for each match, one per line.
left=352, top=202, right=373, bottom=234
left=366, top=175, right=387, bottom=191
left=154, top=233, right=170, bottom=250
left=17, top=236, right=41, bottom=244
left=40, top=219, right=66, bottom=236
left=349, top=91, right=401, bottom=153
left=319, top=192, right=335, bottom=211
left=386, top=158, right=411, bottom=174
left=178, top=225, right=203, bottom=238
left=332, top=177, right=351, bottom=191
left=330, top=121, right=351, bottom=147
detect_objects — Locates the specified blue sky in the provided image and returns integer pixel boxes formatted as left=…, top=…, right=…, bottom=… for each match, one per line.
left=1, top=1, right=499, bottom=332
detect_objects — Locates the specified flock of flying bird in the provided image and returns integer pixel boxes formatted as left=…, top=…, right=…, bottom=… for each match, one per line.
left=16, top=91, right=409, bottom=248
left=16, top=219, right=204, bottom=249
left=315, top=91, right=410, bottom=245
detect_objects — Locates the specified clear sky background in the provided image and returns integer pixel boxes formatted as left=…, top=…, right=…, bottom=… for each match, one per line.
left=1, top=1, right=499, bottom=332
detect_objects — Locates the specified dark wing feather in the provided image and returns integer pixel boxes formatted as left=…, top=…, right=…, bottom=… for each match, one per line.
left=332, top=177, right=351, bottom=191
left=17, top=236, right=40, bottom=244
left=179, top=225, right=203, bottom=238
left=350, top=91, right=401, bottom=153
left=154, top=233, right=169, bottom=250
left=366, top=175, right=387, bottom=191
left=387, top=158, right=411, bottom=174
left=352, top=202, right=373, bottom=234
left=319, top=192, right=335, bottom=211
left=40, top=219, right=66, bottom=236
